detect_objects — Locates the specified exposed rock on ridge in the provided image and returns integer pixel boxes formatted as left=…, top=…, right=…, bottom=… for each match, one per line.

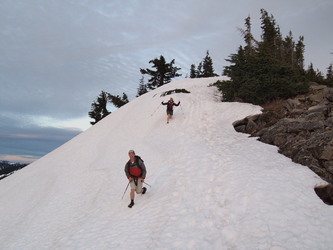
left=233, top=83, right=333, bottom=204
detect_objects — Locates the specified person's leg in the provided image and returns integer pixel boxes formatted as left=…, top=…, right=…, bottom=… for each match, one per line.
left=129, top=181, right=136, bottom=204
left=130, top=189, right=135, bottom=199
left=135, top=180, right=143, bottom=194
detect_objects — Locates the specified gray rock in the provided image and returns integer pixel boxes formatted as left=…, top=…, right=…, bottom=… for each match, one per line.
left=290, top=108, right=305, bottom=117
left=320, top=145, right=333, bottom=161
left=314, top=183, right=333, bottom=205
left=286, top=120, right=325, bottom=133
left=284, top=99, right=301, bottom=113
left=293, top=149, right=319, bottom=168
left=304, top=112, right=325, bottom=121
left=232, top=118, right=247, bottom=127
left=234, top=125, right=247, bottom=133
left=307, top=104, right=328, bottom=115
left=325, top=165, right=333, bottom=175
left=246, top=120, right=258, bottom=134
left=309, top=92, right=325, bottom=104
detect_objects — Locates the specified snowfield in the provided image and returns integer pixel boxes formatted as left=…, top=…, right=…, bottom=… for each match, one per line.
left=0, top=77, right=332, bottom=249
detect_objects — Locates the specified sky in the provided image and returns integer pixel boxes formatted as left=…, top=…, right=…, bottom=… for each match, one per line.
left=1, top=0, right=332, bottom=163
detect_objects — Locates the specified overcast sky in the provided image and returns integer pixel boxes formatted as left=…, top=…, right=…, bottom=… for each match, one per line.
left=1, top=0, right=332, bottom=163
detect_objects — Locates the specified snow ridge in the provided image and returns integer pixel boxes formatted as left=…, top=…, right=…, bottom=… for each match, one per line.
left=0, top=77, right=332, bottom=249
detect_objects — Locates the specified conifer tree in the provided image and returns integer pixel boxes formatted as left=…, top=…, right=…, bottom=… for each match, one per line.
left=137, top=76, right=148, bottom=97
left=191, top=51, right=218, bottom=78
left=295, top=36, right=305, bottom=69
left=108, top=92, right=129, bottom=108
left=190, top=64, right=197, bottom=78
left=219, top=9, right=309, bottom=104
left=326, top=63, right=333, bottom=83
left=88, top=91, right=111, bottom=125
left=140, top=55, right=182, bottom=90
left=283, top=31, right=295, bottom=67
left=201, top=50, right=219, bottom=78
left=197, top=62, right=203, bottom=78
left=260, top=9, right=278, bottom=55
left=306, top=63, right=317, bottom=81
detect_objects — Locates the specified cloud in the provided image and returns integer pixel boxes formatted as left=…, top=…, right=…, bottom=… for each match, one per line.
left=0, top=113, right=81, bottom=162
left=0, top=155, right=39, bottom=164
left=0, top=0, right=332, bottom=161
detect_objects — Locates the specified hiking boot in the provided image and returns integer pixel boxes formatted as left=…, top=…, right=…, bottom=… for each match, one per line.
left=142, top=187, right=147, bottom=195
left=128, top=200, right=134, bottom=208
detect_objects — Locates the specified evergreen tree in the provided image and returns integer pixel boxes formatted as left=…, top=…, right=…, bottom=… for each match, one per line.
left=219, top=9, right=309, bottom=105
left=244, top=16, right=253, bottom=54
left=108, top=92, right=129, bottom=108
left=238, top=16, right=257, bottom=55
left=197, top=62, right=203, bottom=78
left=140, top=55, right=182, bottom=90
left=306, top=63, right=325, bottom=83
left=295, top=36, right=305, bottom=70
left=260, top=9, right=278, bottom=56
left=306, top=63, right=318, bottom=82
left=190, top=51, right=218, bottom=78
left=88, top=91, right=111, bottom=125
left=283, top=31, right=295, bottom=67
left=326, top=63, right=333, bottom=84
left=201, top=50, right=219, bottom=77
left=137, top=76, right=148, bottom=97
left=190, top=64, right=197, bottom=78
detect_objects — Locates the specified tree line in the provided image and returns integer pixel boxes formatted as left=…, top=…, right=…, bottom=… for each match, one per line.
left=89, top=9, right=333, bottom=124
left=216, top=9, right=333, bottom=104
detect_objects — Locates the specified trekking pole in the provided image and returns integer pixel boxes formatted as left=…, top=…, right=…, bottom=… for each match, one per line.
left=150, top=103, right=161, bottom=116
left=121, top=181, right=130, bottom=200
left=143, top=181, right=152, bottom=187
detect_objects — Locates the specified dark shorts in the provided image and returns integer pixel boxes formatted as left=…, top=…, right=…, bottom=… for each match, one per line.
left=167, top=110, right=173, bottom=116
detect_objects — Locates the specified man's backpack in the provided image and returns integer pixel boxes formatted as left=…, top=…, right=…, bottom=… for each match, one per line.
left=127, top=155, right=144, bottom=170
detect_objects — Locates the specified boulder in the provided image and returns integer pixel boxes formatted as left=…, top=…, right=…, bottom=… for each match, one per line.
left=314, top=183, right=333, bottom=205
left=304, top=112, right=325, bottom=121
left=308, top=92, right=325, bottom=104
left=246, top=120, right=258, bottom=134
left=290, top=108, right=305, bottom=118
left=307, top=104, right=328, bottom=115
left=286, top=120, right=325, bottom=133
left=309, top=83, right=326, bottom=91
left=320, top=145, right=333, bottom=161
left=284, top=99, right=301, bottom=113
left=232, top=118, right=248, bottom=128
left=234, top=125, right=247, bottom=133
left=323, top=87, right=333, bottom=102
left=293, top=149, right=319, bottom=168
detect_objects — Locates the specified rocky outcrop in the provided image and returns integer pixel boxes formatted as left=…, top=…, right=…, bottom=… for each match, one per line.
left=233, top=83, right=333, bottom=204
left=315, top=183, right=333, bottom=205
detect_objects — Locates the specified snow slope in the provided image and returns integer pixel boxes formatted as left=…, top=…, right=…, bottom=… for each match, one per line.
left=1, top=77, right=332, bottom=249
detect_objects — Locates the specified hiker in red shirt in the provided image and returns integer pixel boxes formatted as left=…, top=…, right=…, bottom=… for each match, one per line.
left=124, top=150, right=147, bottom=208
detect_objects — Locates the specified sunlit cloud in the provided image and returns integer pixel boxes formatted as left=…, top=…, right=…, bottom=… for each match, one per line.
left=0, top=155, right=38, bottom=164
